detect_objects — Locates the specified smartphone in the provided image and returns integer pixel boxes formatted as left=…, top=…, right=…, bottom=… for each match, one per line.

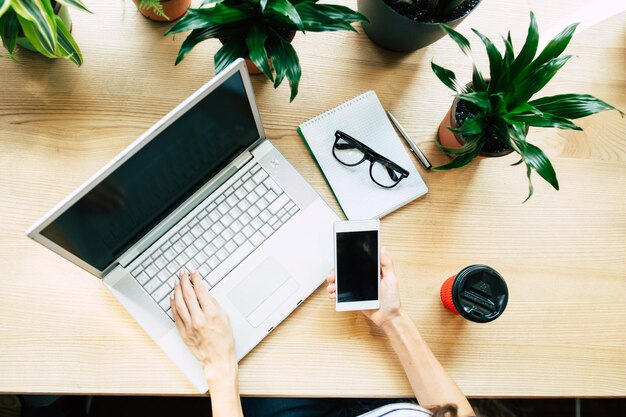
left=334, top=220, right=380, bottom=311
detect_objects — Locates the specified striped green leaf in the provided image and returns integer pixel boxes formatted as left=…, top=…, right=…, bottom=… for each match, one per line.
left=10, top=0, right=56, bottom=55
left=246, top=24, right=273, bottom=81
left=529, top=94, right=624, bottom=119
left=265, top=0, right=303, bottom=31
left=0, top=0, right=10, bottom=18
left=54, top=14, right=82, bottom=65
left=55, top=0, right=92, bottom=14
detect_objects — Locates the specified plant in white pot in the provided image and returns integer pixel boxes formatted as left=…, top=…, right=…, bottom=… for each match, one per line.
left=0, top=0, right=90, bottom=65
left=432, top=12, right=623, bottom=201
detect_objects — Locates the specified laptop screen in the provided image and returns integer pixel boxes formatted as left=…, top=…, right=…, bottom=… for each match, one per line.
left=41, top=71, right=259, bottom=271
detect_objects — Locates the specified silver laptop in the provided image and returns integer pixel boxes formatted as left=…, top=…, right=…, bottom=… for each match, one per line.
left=27, top=58, right=339, bottom=392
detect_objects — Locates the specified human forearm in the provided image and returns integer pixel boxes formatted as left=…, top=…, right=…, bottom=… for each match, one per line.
left=382, top=310, right=474, bottom=417
left=207, top=366, right=244, bottom=417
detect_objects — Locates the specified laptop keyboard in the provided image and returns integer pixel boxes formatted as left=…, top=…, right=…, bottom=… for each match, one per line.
left=130, top=164, right=299, bottom=320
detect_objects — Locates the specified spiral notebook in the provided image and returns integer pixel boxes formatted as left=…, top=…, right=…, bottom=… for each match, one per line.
left=297, top=91, right=428, bottom=220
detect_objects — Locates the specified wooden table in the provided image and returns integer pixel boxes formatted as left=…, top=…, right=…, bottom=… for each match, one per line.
left=1, top=0, right=624, bottom=397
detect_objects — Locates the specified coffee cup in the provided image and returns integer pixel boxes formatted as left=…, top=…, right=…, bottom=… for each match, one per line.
left=440, top=264, right=508, bottom=323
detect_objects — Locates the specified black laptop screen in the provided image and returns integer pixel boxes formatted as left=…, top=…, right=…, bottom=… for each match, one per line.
left=41, top=72, right=259, bottom=271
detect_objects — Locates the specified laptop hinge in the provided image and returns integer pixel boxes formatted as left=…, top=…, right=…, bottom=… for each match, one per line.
left=116, top=150, right=255, bottom=269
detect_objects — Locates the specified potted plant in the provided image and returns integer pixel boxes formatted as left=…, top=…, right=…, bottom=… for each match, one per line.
left=132, top=0, right=191, bottom=22
left=0, top=0, right=90, bottom=65
left=431, top=12, right=623, bottom=201
left=358, top=0, right=481, bottom=52
left=164, top=0, right=368, bottom=101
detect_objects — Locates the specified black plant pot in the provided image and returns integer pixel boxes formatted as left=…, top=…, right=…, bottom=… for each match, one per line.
left=358, top=0, right=481, bottom=52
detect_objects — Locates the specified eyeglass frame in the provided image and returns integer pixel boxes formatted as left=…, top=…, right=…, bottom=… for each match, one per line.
left=332, top=130, right=410, bottom=189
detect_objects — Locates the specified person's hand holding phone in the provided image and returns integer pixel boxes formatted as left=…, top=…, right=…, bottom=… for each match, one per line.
left=327, top=247, right=402, bottom=328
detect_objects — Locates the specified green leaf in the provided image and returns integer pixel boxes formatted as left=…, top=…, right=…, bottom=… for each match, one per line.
left=509, top=55, right=572, bottom=106
left=504, top=112, right=581, bottom=130
left=295, top=2, right=366, bottom=32
left=267, top=27, right=301, bottom=101
left=510, top=11, right=538, bottom=80
left=529, top=94, right=624, bottom=119
left=16, top=15, right=56, bottom=57
left=0, top=10, right=19, bottom=54
left=54, top=15, right=82, bottom=65
left=471, top=29, right=503, bottom=93
left=431, top=61, right=466, bottom=93
left=11, top=0, right=56, bottom=55
left=0, top=0, right=10, bottom=18
left=260, top=0, right=268, bottom=11
left=55, top=0, right=92, bottom=14
left=507, top=103, right=542, bottom=116
left=440, top=23, right=471, bottom=55
left=458, top=91, right=490, bottom=109
left=166, top=5, right=253, bottom=34
left=175, top=28, right=213, bottom=65
left=450, top=115, right=486, bottom=136
left=214, top=37, right=248, bottom=73
left=509, top=124, right=559, bottom=201
left=434, top=136, right=485, bottom=170
left=246, top=24, right=274, bottom=81
left=534, top=21, right=579, bottom=69
left=265, top=0, right=304, bottom=32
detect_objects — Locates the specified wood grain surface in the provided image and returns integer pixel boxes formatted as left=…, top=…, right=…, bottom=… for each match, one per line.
left=1, top=0, right=625, bottom=397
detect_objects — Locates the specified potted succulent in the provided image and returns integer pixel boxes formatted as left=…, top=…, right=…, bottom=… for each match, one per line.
left=432, top=12, right=623, bottom=201
left=358, top=0, right=481, bottom=52
left=0, top=0, right=90, bottom=65
left=132, top=0, right=191, bottom=22
left=164, top=0, right=367, bottom=101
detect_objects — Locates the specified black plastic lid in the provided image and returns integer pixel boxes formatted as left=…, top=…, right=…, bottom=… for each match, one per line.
left=451, top=264, right=508, bottom=323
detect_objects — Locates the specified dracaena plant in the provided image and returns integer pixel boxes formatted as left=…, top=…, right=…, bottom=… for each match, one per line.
left=165, top=0, right=367, bottom=101
left=0, top=0, right=91, bottom=65
left=431, top=12, right=623, bottom=201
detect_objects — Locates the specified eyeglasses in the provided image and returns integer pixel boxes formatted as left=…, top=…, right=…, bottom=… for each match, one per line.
left=332, top=130, right=409, bottom=189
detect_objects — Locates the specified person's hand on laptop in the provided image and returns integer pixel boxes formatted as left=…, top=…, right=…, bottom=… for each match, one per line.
left=326, top=246, right=402, bottom=328
left=171, top=270, right=243, bottom=417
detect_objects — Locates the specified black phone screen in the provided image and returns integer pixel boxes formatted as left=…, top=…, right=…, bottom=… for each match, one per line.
left=336, top=230, right=378, bottom=303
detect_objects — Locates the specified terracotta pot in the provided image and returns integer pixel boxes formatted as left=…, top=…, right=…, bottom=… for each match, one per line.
left=133, top=0, right=191, bottom=22
left=438, top=88, right=528, bottom=158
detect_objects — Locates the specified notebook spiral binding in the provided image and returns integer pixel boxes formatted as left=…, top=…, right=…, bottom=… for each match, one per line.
left=299, top=91, right=375, bottom=128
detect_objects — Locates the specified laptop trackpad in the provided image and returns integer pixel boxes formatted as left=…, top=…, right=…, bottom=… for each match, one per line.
left=228, top=257, right=299, bottom=328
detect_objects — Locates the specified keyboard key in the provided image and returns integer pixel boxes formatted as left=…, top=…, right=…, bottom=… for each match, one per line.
left=252, top=169, right=268, bottom=184
left=231, top=206, right=243, bottom=218
left=200, top=217, right=211, bottom=229
left=231, top=219, right=243, bottom=233
left=234, top=187, right=246, bottom=199
left=154, top=257, right=167, bottom=270
left=256, top=197, right=270, bottom=211
left=182, top=234, right=194, bottom=245
left=216, top=249, right=228, bottom=261
left=265, top=190, right=278, bottom=202
left=233, top=232, right=245, bottom=245
left=159, top=297, right=171, bottom=312
left=265, top=177, right=282, bottom=195
left=163, top=249, right=176, bottom=262
left=132, top=266, right=141, bottom=276
left=187, top=258, right=199, bottom=271
left=249, top=205, right=260, bottom=217
left=250, top=164, right=261, bottom=174
left=209, top=210, right=220, bottom=222
left=141, top=258, right=152, bottom=269
left=261, top=224, right=273, bottom=238
left=198, top=264, right=211, bottom=278
left=243, top=181, right=255, bottom=192
left=214, top=235, right=226, bottom=247
left=166, top=262, right=179, bottom=275
left=226, top=195, right=237, bottom=207
left=211, top=222, right=224, bottom=235
left=157, top=268, right=171, bottom=283
left=193, top=237, right=206, bottom=251
left=184, top=247, right=196, bottom=258
left=191, top=225, right=203, bottom=238
left=153, top=283, right=172, bottom=302
left=136, top=272, right=150, bottom=285
left=289, top=205, right=299, bottom=215
left=205, top=241, right=254, bottom=286
left=242, top=225, right=254, bottom=238
left=221, top=228, right=235, bottom=241
left=250, top=231, right=265, bottom=247
left=268, top=194, right=290, bottom=214
left=173, top=240, right=186, bottom=252
left=259, top=210, right=271, bottom=222
left=144, top=278, right=161, bottom=294
left=251, top=217, right=263, bottom=230
left=208, top=257, right=219, bottom=270
left=145, top=264, right=158, bottom=277
left=218, top=202, right=229, bottom=214
left=175, top=253, right=189, bottom=266
left=240, top=212, right=252, bottom=225
left=196, top=251, right=208, bottom=264
left=203, top=243, right=218, bottom=257
left=245, top=193, right=257, bottom=204
left=225, top=240, right=237, bottom=253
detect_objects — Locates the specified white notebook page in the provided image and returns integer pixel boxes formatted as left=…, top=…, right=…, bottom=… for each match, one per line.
left=298, top=91, right=428, bottom=220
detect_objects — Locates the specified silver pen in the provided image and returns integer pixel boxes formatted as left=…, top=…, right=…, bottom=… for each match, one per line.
left=387, top=110, right=432, bottom=170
